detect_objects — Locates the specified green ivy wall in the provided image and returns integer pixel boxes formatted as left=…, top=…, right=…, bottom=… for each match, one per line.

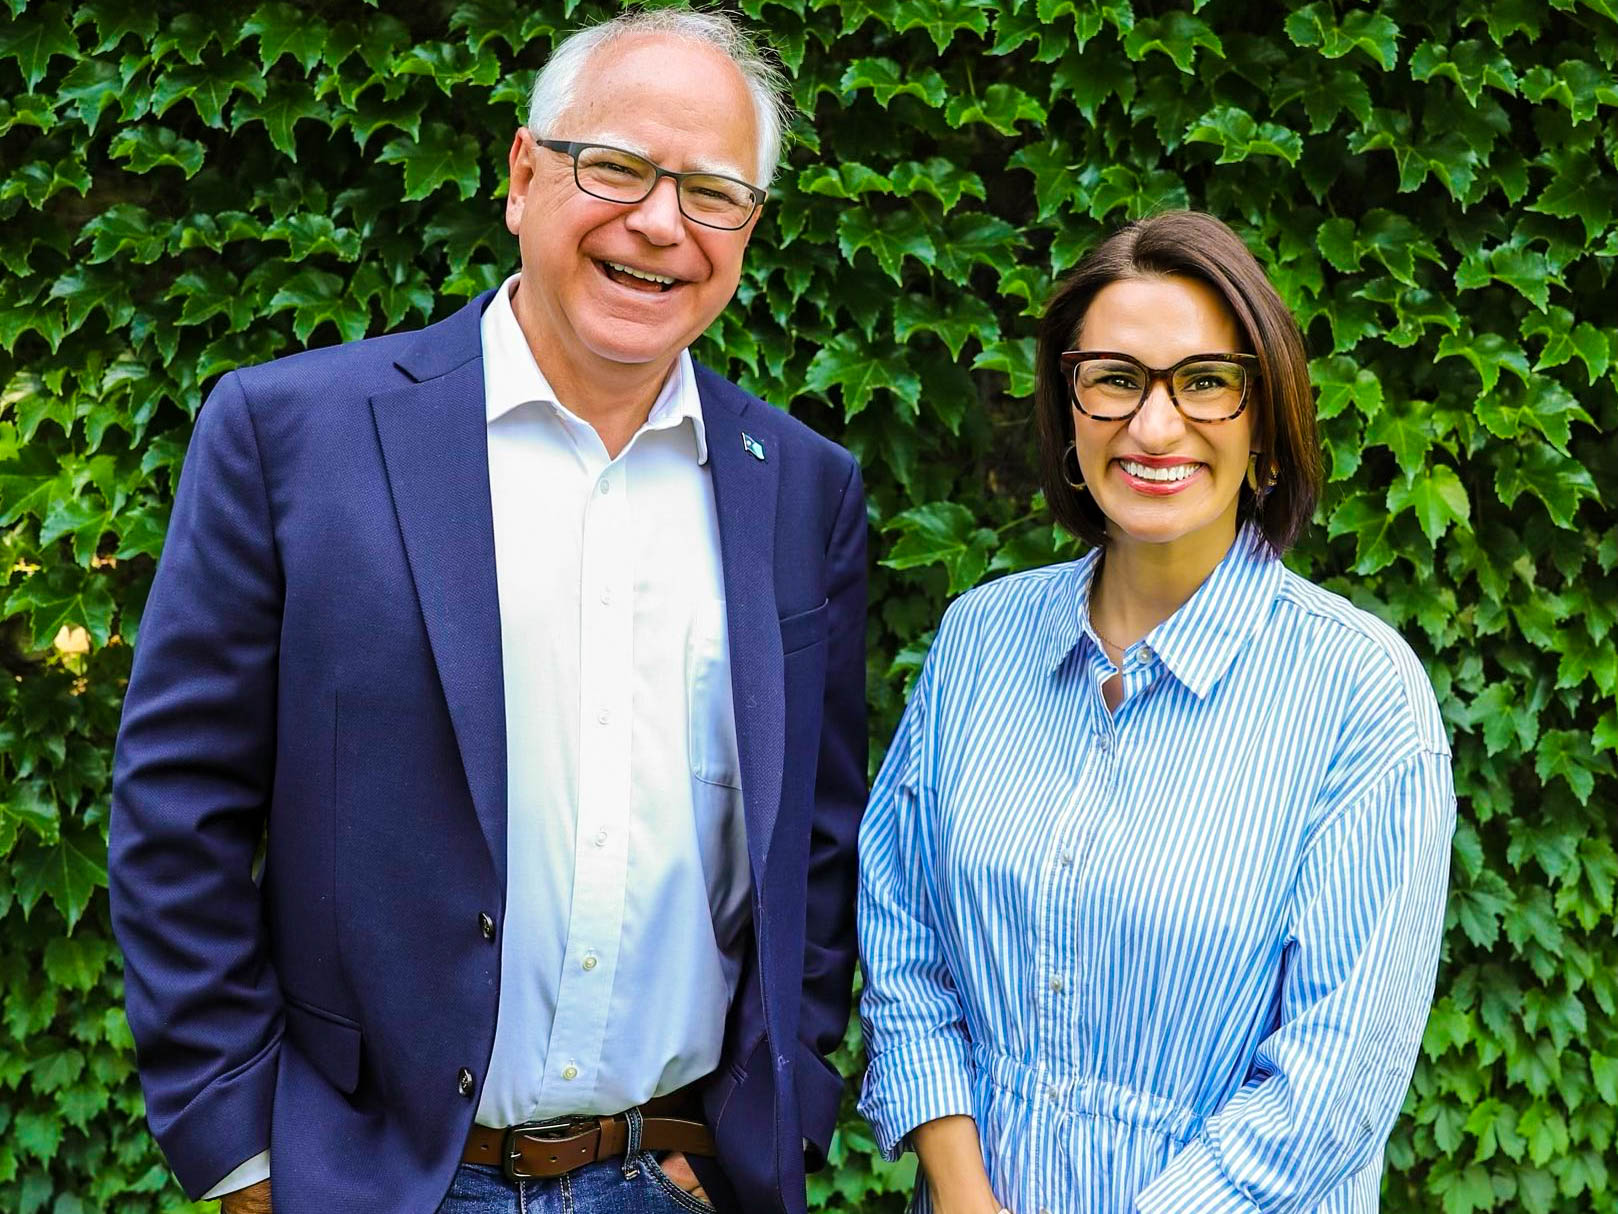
left=0, top=0, right=1614, bottom=1210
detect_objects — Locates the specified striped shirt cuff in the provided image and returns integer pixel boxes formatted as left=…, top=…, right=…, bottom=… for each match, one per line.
left=1134, top=1138, right=1260, bottom=1214
left=859, top=1033, right=977, bottom=1160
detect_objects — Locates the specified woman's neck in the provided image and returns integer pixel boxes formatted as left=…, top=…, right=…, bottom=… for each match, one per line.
left=1089, top=522, right=1239, bottom=647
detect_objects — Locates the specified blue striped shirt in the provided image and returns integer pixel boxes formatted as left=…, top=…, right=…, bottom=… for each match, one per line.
left=857, top=526, right=1454, bottom=1213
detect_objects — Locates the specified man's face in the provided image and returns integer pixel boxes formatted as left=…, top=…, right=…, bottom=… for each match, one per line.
left=504, top=34, right=763, bottom=377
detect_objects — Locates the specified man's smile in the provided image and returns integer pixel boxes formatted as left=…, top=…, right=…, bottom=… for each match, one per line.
left=598, top=258, right=680, bottom=292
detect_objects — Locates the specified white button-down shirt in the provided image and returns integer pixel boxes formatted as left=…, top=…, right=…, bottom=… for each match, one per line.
left=475, top=275, right=751, bottom=1126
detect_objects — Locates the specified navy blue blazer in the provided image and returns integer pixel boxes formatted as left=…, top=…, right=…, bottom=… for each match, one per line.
left=109, top=291, right=868, bottom=1214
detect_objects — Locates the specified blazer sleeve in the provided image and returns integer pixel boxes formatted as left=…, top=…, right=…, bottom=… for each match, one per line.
left=795, top=454, right=869, bottom=1165
left=1134, top=748, right=1456, bottom=1213
left=856, top=643, right=977, bottom=1161
left=108, top=371, right=286, bottom=1198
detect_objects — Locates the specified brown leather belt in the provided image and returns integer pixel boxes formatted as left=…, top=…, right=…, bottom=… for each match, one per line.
left=464, top=1089, right=715, bottom=1182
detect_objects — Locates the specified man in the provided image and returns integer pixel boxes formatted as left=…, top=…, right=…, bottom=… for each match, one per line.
left=108, top=11, right=866, bottom=1214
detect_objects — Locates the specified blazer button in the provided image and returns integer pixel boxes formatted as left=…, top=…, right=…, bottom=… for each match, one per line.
left=457, top=1068, right=474, bottom=1098
left=479, top=912, right=496, bottom=942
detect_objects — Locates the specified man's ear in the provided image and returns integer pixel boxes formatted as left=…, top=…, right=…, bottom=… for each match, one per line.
left=505, top=127, right=535, bottom=236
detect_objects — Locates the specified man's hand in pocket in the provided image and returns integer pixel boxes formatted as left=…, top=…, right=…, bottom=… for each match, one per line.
left=220, top=1178, right=272, bottom=1213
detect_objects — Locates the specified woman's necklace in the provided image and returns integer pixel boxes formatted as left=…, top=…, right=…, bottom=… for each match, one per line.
left=1090, top=619, right=1129, bottom=651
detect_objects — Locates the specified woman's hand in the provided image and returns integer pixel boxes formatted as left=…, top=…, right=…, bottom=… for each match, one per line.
left=911, top=1115, right=1007, bottom=1214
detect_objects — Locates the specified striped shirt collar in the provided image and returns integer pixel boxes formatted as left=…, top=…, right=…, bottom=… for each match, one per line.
left=1043, top=525, right=1283, bottom=700
left=481, top=273, right=708, bottom=464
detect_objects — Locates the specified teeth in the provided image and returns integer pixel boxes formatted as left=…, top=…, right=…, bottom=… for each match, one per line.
left=606, top=260, right=675, bottom=286
left=1120, top=460, right=1199, bottom=482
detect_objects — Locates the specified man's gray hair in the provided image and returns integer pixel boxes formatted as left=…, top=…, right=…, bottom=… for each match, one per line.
left=527, top=8, right=792, bottom=187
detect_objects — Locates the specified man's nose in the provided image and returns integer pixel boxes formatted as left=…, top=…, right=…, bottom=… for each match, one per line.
left=624, top=175, right=686, bottom=244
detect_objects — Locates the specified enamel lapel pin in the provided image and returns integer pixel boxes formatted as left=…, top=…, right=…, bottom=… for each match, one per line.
left=741, top=432, right=766, bottom=461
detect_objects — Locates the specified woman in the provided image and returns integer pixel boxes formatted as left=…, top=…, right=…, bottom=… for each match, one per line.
left=857, top=211, right=1454, bottom=1214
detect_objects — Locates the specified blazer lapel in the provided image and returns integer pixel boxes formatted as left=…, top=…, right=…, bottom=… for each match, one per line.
left=699, top=369, right=784, bottom=879
left=369, top=295, right=508, bottom=886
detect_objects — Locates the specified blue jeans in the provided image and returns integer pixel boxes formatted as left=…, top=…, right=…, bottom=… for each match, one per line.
left=436, top=1155, right=716, bottom=1213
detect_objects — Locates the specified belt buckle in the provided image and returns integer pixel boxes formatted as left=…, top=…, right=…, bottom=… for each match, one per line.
left=501, top=1116, right=594, bottom=1182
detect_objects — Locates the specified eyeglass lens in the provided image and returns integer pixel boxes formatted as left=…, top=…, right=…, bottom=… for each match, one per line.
left=573, top=145, right=757, bottom=229
left=1074, top=357, right=1248, bottom=421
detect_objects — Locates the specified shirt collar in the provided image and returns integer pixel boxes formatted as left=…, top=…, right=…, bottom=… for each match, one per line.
left=1040, top=524, right=1283, bottom=700
left=480, top=273, right=708, bottom=464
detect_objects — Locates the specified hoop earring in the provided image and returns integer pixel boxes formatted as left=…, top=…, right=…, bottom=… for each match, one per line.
left=1247, top=452, right=1278, bottom=497
left=1062, top=442, right=1086, bottom=493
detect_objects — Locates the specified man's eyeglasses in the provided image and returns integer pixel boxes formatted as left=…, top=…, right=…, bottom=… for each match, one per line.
left=537, top=139, right=766, bottom=231
left=1060, top=351, right=1260, bottom=422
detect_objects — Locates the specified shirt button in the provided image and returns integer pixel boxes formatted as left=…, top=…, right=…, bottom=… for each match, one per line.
left=599, top=588, right=612, bottom=605
left=594, top=829, right=608, bottom=847
left=1050, top=976, right=1064, bottom=992
left=596, top=709, right=610, bottom=725
left=457, top=1068, right=474, bottom=1097
left=1045, top=1085, right=1059, bottom=1105
left=581, top=952, right=598, bottom=972
left=1137, top=644, right=1153, bottom=662
left=561, top=1064, right=579, bottom=1081
left=597, top=478, right=610, bottom=495
left=1060, top=850, right=1074, bottom=867
left=478, top=912, right=495, bottom=942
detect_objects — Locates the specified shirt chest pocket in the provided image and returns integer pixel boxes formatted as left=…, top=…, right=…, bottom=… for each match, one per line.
left=687, top=600, right=741, bottom=789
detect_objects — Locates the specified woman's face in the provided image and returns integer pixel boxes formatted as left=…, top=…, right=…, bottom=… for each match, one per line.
left=1070, top=275, right=1256, bottom=555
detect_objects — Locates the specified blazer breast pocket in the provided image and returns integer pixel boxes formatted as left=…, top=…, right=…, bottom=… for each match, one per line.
left=778, top=599, right=829, bottom=656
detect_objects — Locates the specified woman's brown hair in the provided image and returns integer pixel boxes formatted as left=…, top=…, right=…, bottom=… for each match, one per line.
left=1034, top=211, right=1322, bottom=553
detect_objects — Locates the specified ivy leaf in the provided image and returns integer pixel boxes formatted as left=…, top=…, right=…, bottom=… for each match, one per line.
left=1520, top=60, right=1617, bottom=125
left=42, top=936, right=107, bottom=991
left=1186, top=105, right=1302, bottom=166
left=888, top=159, right=986, bottom=213
left=880, top=501, right=998, bottom=594
left=1494, top=442, right=1600, bottom=528
left=1436, top=326, right=1532, bottom=394
left=803, top=333, right=922, bottom=420
left=150, top=57, right=268, bottom=128
left=243, top=1, right=332, bottom=73
left=971, top=337, right=1035, bottom=398
left=54, top=56, right=121, bottom=129
left=798, top=162, right=893, bottom=200
left=1327, top=490, right=1398, bottom=573
left=891, top=0, right=992, bottom=54
left=378, top=122, right=483, bottom=201
left=75, top=0, right=157, bottom=54
left=267, top=267, right=370, bottom=343
left=1527, top=149, right=1618, bottom=244
left=943, top=83, right=1047, bottom=135
left=11, top=828, right=107, bottom=929
left=78, top=204, right=167, bottom=265
left=1521, top=309, right=1610, bottom=384
left=1311, top=355, right=1384, bottom=419
left=1284, top=1, right=1401, bottom=70
left=835, top=207, right=936, bottom=284
left=1409, top=39, right=1520, bottom=106
left=1008, top=140, right=1080, bottom=221
left=233, top=83, right=332, bottom=160
left=3, top=566, right=116, bottom=648
left=0, top=5, right=79, bottom=89
left=1, top=779, right=59, bottom=844
left=891, top=291, right=1000, bottom=359
left=932, top=211, right=1021, bottom=281
left=838, top=57, right=949, bottom=108
left=1122, top=10, right=1223, bottom=73
left=107, top=125, right=206, bottom=177
left=1272, top=60, right=1372, bottom=134
left=1387, top=465, right=1471, bottom=544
